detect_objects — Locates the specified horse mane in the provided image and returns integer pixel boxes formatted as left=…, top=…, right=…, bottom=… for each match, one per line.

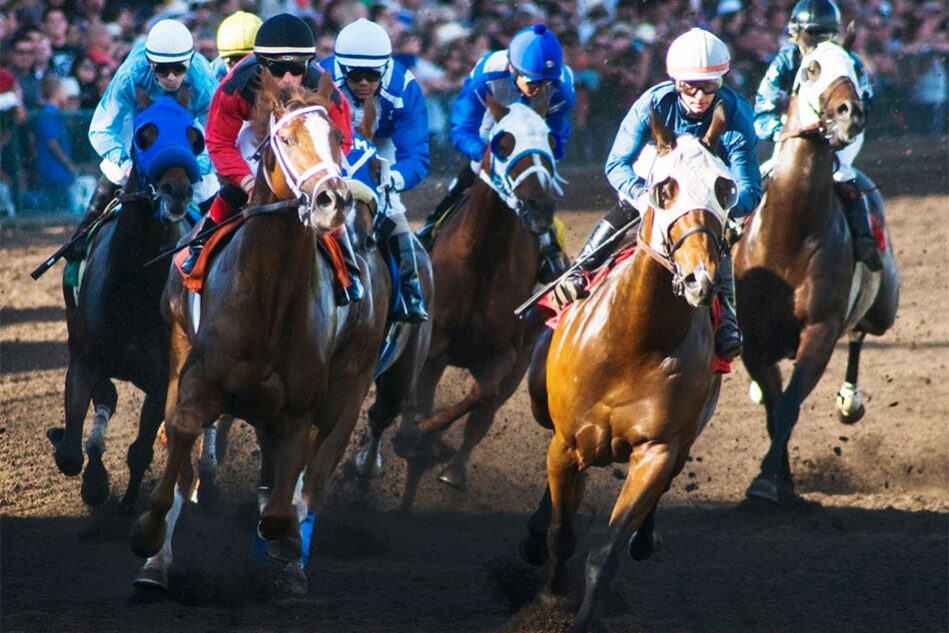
left=251, top=70, right=335, bottom=141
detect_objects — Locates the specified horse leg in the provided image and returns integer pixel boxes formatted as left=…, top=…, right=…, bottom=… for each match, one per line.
left=133, top=484, right=186, bottom=591
left=528, top=329, right=554, bottom=430
left=79, top=380, right=117, bottom=506
left=545, top=434, right=584, bottom=598
left=570, top=444, right=676, bottom=633
left=520, top=485, right=551, bottom=565
left=196, top=415, right=232, bottom=508
left=48, top=355, right=97, bottom=478
left=119, top=388, right=164, bottom=514
left=749, top=323, right=838, bottom=502
left=836, top=331, right=867, bottom=424
left=258, top=415, right=312, bottom=558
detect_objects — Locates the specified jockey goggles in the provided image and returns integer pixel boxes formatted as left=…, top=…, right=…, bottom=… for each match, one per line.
left=260, top=56, right=308, bottom=77
left=518, top=74, right=554, bottom=92
left=344, top=67, right=383, bottom=83
left=152, top=62, right=190, bottom=77
left=676, top=78, right=723, bottom=97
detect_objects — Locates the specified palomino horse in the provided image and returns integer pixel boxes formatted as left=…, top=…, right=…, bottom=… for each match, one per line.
left=522, top=106, right=734, bottom=633
left=47, top=92, right=204, bottom=511
left=402, top=98, right=562, bottom=492
left=130, top=72, right=431, bottom=591
left=734, top=42, right=899, bottom=502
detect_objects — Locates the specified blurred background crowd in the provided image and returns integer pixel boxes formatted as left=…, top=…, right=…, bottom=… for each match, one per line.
left=1, top=0, right=946, bottom=214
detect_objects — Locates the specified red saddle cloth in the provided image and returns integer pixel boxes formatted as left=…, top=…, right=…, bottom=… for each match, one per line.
left=173, top=214, right=351, bottom=294
left=538, top=245, right=732, bottom=374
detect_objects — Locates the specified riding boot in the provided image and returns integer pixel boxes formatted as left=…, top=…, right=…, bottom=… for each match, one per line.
left=334, top=228, right=365, bottom=306
left=537, top=225, right=570, bottom=284
left=390, top=232, right=428, bottom=324
left=63, top=175, right=119, bottom=262
left=714, top=252, right=742, bottom=360
left=417, top=163, right=476, bottom=249
left=181, top=215, right=218, bottom=275
left=836, top=180, right=882, bottom=272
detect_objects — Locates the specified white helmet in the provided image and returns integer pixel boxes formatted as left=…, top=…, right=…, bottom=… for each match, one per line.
left=665, top=27, right=730, bottom=82
left=146, top=19, right=194, bottom=65
left=334, top=18, right=392, bottom=70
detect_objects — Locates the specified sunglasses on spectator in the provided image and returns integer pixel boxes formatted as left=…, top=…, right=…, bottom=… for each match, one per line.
left=152, top=62, right=189, bottom=77
left=261, top=58, right=307, bottom=77
left=676, top=79, right=722, bottom=97
left=345, top=67, right=383, bottom=83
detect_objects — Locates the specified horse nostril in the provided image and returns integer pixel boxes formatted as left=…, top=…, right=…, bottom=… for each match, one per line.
left=161, top=183, right=174, bottom=196
left=316, top=190, right=334, bottom=208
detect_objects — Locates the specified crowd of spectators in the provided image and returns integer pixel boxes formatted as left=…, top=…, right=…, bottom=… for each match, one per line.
left=1, top=0, right=946, bottom=214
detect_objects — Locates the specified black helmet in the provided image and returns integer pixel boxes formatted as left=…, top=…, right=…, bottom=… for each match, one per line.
left=788, top=0, right=841, bottom=36
left=254, top=13, right=315, bottom=59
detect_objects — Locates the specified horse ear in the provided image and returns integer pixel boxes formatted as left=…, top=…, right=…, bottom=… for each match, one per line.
left=842, top=20, right=857, bottom=52
left=317, top=69, right=334, bottom=102
left=702, top=102, right=727, bottom=153
left=136, top=87, right=153, bottom=110
left=176, top=85, right=191, bottom=110
left=649, top=109, right=676, bottom=154
left=356, top=91, right=376, bottom=141
left=485, top=93, right=509, bottom=122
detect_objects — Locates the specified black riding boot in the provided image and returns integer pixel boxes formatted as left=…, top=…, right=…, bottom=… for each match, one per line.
left=537, top=225, right=570, bottom=284
left=181, top=215, right=218, bottom=275
left=390, top=232, right=428, bottom=324
left=417, top=163, right=476, bottom=249
left=715, top=252, right=742, bottom=360
left=335, top=228, right=365, bottom=306
left=63, top=175, right=119, bottom=262
left=836, top=180, right=882, bottom=272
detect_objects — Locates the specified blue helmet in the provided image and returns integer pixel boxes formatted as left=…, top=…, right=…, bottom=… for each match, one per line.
left=508, top=24, right=563, bottom=82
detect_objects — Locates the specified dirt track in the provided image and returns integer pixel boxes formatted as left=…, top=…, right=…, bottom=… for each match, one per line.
left=1, top=149, right=947, bottom=633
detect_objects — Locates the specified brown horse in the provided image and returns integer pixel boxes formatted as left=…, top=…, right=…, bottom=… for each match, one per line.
left=400, top=98, right=561, bottom=493
left=130, top=72, right=430, bottom=591
left=734, top=42, right=899, bottom=502
left=521, top=106, right=733, bottom=633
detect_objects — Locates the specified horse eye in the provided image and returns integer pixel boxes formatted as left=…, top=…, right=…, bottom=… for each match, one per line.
left=279, top=134, right=292, bottom=146
left=715, top=177, right=737, bottom=209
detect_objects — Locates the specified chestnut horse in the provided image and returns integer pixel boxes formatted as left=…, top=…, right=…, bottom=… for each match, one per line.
left=522, top=106, right=734, bottom=633
left=734, top=42, right=899, bottom=502
left=398, top=99, right=562, bottom=494
left=47, top=93, right=204, bottom=511
left=130, top=73, right=430, bottom=591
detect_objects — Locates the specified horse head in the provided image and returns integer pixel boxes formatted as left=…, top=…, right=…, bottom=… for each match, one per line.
left=793, top=41, right=865, bottom=148
left=483, top=96, right=561, bottom=235
left=132, top=89, right=204, bottom=223
left=640, top=103, right=735, bottom=307
left=254, top=71, right=353, bottom=234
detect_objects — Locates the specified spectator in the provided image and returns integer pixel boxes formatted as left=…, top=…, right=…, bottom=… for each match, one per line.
left=70, top=54, right=100, bottom=108
left=44, top=7, right=79, bottom=77
left=94, top=63, right=112, bottom=99
left=8, top=32, right=42, bottom=108
left=0, top=68, right=27, bottom=215
left=84, top=21, right=117, bottom=70
left=30, top=74, right=80, bottom=211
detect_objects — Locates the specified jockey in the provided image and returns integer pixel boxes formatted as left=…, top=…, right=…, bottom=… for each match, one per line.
left=65, top=19, right=218, bottom=261
left=552, top=28, right=761, bottom=361
left=211, top=11, right=262, bottom=82
left=418, top=24, right=576, bottom=284
left=321, top=18, right=429, bottom=323
left=183, top=14, right=360, bottom=304
left=753, top=0, right=881, bottom=271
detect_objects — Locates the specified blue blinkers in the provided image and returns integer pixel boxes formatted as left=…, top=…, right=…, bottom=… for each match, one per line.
left=132, top=97, right=202, bottom=184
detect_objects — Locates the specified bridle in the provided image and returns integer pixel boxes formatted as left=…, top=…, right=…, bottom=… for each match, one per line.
left=263, top=104, right=344, bottom=204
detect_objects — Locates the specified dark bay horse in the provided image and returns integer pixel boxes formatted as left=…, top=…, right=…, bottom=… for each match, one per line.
left=130, top=72, right=430, bottom=591
left=522, top=107, right=734, bottom=633
left=734, top=42, right=900, bottom=502
left=401, top=98, right=562, bottom=493
left=47, top=92, right=204, bottom=511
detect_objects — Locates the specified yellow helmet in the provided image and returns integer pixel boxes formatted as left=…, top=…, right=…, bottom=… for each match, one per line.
left=217, top=11, right=262, bottom=58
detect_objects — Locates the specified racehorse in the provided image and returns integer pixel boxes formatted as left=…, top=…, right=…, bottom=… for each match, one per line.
left=734, top=41, right=899, bottom=502
left=130, top=71, right=431, bottom=590
left=47, top=91, right=205, bottom=511
left=400, top=98, right=562, bottom=492
left=521, top=106, right=734, bottom=633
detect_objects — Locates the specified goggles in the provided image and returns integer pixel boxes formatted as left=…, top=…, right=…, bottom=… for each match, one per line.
left=152, top=62, right=189, bottom=77
left=519, top=75, right=553, bottom=91
left=260, top=57, right=308, bottom=77
left=676, top=78, right=722, bottom=97
left=344, top=67, right=383, bottom=83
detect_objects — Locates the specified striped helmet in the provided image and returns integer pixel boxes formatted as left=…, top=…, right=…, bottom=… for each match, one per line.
left=665, top=28, right=730, bottom=82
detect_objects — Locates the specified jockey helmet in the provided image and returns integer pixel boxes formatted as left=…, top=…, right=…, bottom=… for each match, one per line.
left=334, top=18, right=392, bottom=71
left=217, top=11, right=262, bottom=58
left=145, top=19, right=194, bottom=65
left=254, top=13, right=315, bottom=60
left=788, top=0, right=841, bottom=37
left=665, top=28, right=730, bottom=82
left=508, top=24, right=563, bottom=82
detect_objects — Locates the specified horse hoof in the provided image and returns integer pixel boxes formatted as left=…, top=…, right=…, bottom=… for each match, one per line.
left=81, top=446, right=110, bottom=506
left=258, top=515, right=295, bottom=543
left=133, top=562, right=169, bottom=591
left=267, top=536, right=302, bottom=563
left=437, top=463, right=467, bottom=491
left=130, top=513, right=166, bottom=559
left=746, top=477, right=779, bottom=502
left=836, top=382, right=865, bottom=424
left=274, top=560, right=307, bottom=596
left=354, top=447, right=384, bottom=479
left=47, top=428, right=83, bottom=476
left=519, top=535, right=549, bottom=566
left=628, top=528, right=663, bottom=561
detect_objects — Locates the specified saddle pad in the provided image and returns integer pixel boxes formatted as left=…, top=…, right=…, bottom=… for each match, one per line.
left=538, top=245, right=731, bottom=374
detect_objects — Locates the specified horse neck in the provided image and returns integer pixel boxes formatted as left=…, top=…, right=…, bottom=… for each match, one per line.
left=110, top=182, right=161, bottom=262
left=458, top=180, right=533, bottom=258
left=239, top=193, right=317, bottom=287
left=764, top=137, right=838, bottom=240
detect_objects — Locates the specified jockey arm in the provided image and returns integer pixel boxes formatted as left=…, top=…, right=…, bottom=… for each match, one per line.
left=388, top=79, right=429, bottom=191
left=545, top=70, right=576, bottom=160
left=327, top=87, right=354, bottom=155
left=722, top=109, right=763, bottom=219
left=185, top=54, right=218, bottom=178
left=753, top=42, right=799, bottom=141
left=604, top=93, right=652, bottom=203
left=205, top=84, right=254, bottom=189
left=450, top=72, right=491, bottom=162
left=88, top=56, right=139, bottom=178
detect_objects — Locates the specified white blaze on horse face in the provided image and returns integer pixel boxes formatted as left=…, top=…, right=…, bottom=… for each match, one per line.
left=270, top=106, right=343, bottom=205
left=795, top=41, right=859, bottom=129
left=486, top=102, right=562, bottom=202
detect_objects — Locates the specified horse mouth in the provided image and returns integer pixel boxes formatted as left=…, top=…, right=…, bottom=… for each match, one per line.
left=159, top=198, right=191, bottom=224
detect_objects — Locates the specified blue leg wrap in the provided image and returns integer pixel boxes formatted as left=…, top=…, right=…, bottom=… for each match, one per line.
left=300, top=511, right=316, bottom=567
